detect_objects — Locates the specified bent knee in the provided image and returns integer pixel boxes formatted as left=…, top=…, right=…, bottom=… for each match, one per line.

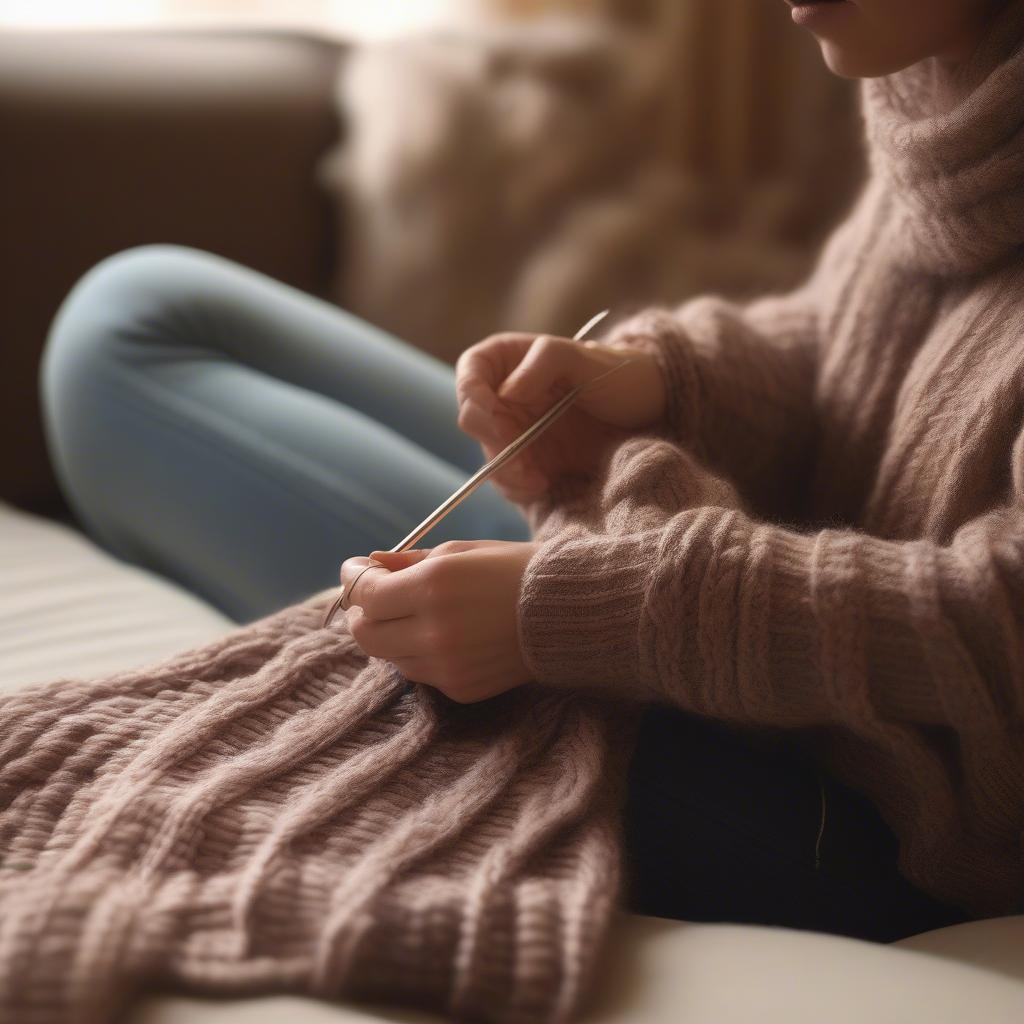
left=41, top=245, right=218, bottom=463
left=52, top=243, right=218, bottom=337
left=43, top=244, right=221, bottom=395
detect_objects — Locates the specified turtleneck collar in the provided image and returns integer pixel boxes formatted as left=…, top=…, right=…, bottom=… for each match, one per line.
left=860, top=1, right=1024, bottom=276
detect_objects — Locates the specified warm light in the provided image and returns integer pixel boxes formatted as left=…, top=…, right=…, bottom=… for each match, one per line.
left=0, top=0, right=472, bottom=38
left=325, top=0, right=468, bottom=39
left=0, top=0, right=166, bottom=29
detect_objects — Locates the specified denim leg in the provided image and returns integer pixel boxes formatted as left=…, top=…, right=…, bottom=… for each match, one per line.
left=40, top=244, right=532, bottom=623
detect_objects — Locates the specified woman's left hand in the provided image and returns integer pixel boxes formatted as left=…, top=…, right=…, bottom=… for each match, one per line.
left=338, top=539, right=541, bottom=703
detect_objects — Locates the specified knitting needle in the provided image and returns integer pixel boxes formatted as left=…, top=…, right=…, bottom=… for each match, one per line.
left=323, top=310, right=636, bottom=627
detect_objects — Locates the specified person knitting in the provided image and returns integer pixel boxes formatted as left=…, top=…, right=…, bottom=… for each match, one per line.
left=31, top=1, right=1024, bottom=1017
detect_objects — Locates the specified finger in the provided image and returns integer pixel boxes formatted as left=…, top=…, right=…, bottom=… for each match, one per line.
left=348, top=559, right=431, bottom=620
left=348, top=612, right=431, bottom=660
left=455, top=333, right=535, bottom=408
left=382, top=656, right=473, bottom=695
left=340, top=550, right=429, bottom=591
left=339, top=558, right=388, bottom=608
left=339, top=555, right=376, bottom=585
left=497, top=334, right=580, bottom=407
left=456, top=397, right=504, bottom=444
left=368, top=549, right=432, bottom=569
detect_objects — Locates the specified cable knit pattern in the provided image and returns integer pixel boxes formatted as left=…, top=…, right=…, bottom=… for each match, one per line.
left=520, top=5, right=1024, bottom=919
left=5, top=11, right=1024, bottom=1021
left=0, top=594, right=638, bottom=1023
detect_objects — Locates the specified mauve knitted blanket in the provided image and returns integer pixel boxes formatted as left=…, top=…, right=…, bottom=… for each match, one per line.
left=0, top=577, right=639, bottom=1023
left=0, top=523, right=646, bottom=1024
left=6, top=4, right=1024, bottom=1023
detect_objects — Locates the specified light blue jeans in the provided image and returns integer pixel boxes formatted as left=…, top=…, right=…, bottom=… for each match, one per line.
left=40, top=245, right=532, bottom=623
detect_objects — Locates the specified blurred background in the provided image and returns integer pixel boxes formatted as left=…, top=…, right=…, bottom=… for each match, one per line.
left=0, top=0, right=865, bottom=517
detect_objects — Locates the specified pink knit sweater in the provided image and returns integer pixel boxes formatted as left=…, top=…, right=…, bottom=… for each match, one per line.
left=3, top=8, right=1024, bottom=1024
left=520, top=3, right=1024, bottom=919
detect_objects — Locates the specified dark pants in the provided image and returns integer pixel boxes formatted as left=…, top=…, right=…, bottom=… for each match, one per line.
left=622, top=705, right=970, bottom=942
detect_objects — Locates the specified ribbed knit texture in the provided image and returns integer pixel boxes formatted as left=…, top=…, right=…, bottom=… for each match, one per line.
left=0, top=594, right=636, bottom=1023
left=519, top=2, right=1024, bottom=921
left=5, top=8, right=1024, bottom=1022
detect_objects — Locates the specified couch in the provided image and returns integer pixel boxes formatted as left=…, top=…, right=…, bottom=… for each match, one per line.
left=1, top=28, right=1022, bottom=1024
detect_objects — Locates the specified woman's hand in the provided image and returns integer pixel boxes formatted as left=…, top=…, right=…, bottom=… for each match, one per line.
left=339, top=539, right=540, bottom=704
left=455, top=331, right=666, bottom=504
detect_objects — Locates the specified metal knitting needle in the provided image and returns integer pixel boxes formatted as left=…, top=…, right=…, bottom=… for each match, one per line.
left=323, top=310, right=636, bottom=628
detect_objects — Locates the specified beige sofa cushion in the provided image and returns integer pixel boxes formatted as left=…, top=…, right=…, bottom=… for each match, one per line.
left=2, top=501, right=1022, bottom=1023
left=126, top=914, right=1024, bottom=1024
left=0, top=501, right=233, bottom=691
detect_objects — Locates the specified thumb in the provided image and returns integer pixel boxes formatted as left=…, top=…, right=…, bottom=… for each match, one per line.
left=368, top=548, right=432, bottom=570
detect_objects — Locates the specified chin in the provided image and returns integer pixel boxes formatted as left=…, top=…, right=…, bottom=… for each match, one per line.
left=818, top=41, right=918, bottom=78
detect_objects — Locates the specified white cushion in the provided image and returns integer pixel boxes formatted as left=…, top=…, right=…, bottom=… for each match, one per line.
left=0, top=501, right=233, bottom=691
left=127, top=915, right=1024, bottom=1024
left=2, top=501, right=1022, bottom=1022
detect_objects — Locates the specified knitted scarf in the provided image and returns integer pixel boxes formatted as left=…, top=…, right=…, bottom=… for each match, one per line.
left=0, top=447, right=670, bottom=1023
left=0, top=602, right=633, bottom=1023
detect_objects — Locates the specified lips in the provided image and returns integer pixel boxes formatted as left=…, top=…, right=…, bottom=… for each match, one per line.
left=786, top=0, right=852, bottom=26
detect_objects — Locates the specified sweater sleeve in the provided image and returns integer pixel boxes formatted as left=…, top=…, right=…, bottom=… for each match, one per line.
left=600, top=202, right=865, bottom=520
left=604, top=291, right=818, bottom=520
left=517, top=438, right=1024, bottom=734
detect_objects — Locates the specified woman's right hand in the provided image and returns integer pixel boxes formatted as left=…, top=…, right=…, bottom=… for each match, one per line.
left=455, top=331, right=667, bottom=504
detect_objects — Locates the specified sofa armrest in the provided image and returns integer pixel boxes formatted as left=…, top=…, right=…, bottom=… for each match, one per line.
left=0, top=29, right=344, bottom=511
